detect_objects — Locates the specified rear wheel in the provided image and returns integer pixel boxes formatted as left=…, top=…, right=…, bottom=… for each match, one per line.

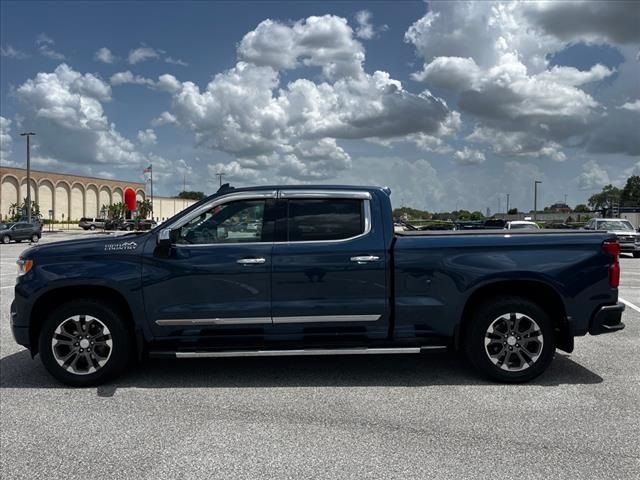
left=90, top=225, right=96, bottom=231
left=1, top=235, right=9, bottom=244
left=38, top=300, right=133, bottom=387
left=464, top=296, right=555, bottom=383
left=31, top=234, right=39, bottom=243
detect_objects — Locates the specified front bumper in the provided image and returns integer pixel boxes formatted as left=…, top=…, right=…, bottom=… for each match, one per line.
left=619, top=242, right=640, bottom=252
left=589, top=302, right=626, bottom=335
left=10, top=300, right=31, bottom=348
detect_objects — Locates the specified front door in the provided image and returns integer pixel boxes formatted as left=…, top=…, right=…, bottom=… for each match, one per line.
left=142, top=192, right=276, bottom=346
left=271, top=190, right=389, bottom=344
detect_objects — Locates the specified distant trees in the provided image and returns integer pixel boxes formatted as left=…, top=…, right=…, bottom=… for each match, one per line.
left=137, top=199, right=153, bottom=219
left=588, top=184, right=621, bottom=212
left=620, top=175, right=640, bottom=206
left=573, top=204, right=590, bottom=213
left=177, top=191, right=205, bottom=200
left=507, top=208, right=518, bottom=214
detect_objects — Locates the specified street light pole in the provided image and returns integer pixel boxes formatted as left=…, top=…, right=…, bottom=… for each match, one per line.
left=506, top=193, right=510, bottom=214
left=216, top=172, right=225, bottom=187
left=534, top=180, right=542, bottom=222
left=20, top=132, right=36, bottom=223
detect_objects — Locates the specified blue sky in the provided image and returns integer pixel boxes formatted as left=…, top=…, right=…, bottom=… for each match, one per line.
left=1, top=1, right=639, bottom=212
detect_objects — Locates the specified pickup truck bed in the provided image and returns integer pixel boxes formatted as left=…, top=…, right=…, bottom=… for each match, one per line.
left=11, top=185, right=625, bottom=386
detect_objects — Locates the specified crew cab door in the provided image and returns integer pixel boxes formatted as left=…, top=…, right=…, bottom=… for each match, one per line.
left=142, top=191, right=276, bottom=341
left=271, top=190, right=389, bottom=342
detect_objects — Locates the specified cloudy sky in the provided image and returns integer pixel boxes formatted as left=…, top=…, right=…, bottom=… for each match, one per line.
left=1, top=1, right=639, bottom=212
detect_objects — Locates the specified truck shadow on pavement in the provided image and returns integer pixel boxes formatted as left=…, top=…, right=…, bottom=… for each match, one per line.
left=0, top=349, right=603, bottom=396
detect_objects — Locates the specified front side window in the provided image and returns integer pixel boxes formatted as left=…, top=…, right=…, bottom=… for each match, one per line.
left=176, top=199, right=266, bottom=244
left=287, top=199, right=364, bottom=242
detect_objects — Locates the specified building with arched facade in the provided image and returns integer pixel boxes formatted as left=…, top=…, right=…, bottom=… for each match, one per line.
left=0, top=166, right=196, bottom=222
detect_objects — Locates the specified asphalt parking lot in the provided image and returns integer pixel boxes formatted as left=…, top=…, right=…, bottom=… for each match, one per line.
left=0, top=232, right=638, bottom=479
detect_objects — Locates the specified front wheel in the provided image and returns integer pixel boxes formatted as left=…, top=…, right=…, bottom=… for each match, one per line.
left=464, top=296, right=555, bottom=383
left=2, top=235, right=10, bottom=244
left=31, top=234, right=40, bottom=243
left=38, top=300, right=133, bottom=387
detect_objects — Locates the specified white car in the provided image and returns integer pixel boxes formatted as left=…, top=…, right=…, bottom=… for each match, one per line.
left=506, top=220, right=540, bottom=230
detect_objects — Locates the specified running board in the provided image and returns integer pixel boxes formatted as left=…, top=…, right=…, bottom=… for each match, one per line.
left=151, top=346, right=446, bottom=359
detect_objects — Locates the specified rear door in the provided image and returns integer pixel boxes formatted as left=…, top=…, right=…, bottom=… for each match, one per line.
left=271, top=190, right=389, bottom=343
left=12, top=223, right=30, bottom=240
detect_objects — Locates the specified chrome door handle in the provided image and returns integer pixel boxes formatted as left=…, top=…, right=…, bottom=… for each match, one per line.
left=237, top=257, right=266, bottom=265
left=350, top=255, right=380, bottom=264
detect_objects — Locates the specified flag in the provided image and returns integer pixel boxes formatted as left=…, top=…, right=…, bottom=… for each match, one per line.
left=143, top=165, right=152, bottom=174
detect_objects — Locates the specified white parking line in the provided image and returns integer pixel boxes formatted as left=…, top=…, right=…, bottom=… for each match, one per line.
left=620, top=297, right=640, bottom=313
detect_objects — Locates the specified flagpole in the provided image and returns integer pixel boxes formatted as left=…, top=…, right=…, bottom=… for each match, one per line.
left=150, top=165, right=154, bottom=220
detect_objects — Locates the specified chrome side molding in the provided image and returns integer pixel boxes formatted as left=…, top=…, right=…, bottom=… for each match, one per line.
left=170, top=347, right=447, bottom=358
left=156, top=317, right=272, bottom=326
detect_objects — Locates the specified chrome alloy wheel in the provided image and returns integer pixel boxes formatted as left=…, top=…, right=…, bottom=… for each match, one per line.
left=51, top=315, right=113, bottom=375
left=484, top=313, right=544, bottom=372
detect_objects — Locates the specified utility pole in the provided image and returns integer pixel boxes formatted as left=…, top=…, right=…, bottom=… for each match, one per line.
left=534, top=180, right=542, bottom=222
left=20, top=132, right=36, bottom=223
left=506, top=193, right=510, bottom=214
left=216, top=172, right=225, bottom=187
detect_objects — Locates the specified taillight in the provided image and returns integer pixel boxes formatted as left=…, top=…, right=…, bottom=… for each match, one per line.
left=603, top=240, right=620, bottom=288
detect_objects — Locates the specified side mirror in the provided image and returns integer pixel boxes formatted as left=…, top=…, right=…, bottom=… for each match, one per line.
left=157, top=228, right=175, bottom=247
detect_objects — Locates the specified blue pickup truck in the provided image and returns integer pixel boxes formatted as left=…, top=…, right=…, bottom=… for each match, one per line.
left=11, top=185, right=625, bottom=386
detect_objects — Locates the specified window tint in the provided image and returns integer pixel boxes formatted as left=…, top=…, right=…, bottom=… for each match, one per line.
left=176, top=199, right=266, bottom=244
left=287, top=199, right=364, bottom=242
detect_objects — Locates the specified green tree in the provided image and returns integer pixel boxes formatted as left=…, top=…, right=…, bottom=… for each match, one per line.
left=469, top=211, right=485, bottom=221
left=588, top=184, right=621, bottom=212
left=136, top=199, right=153, bottom=219
left=573, top=204, right=590, bottom=213
left=104, top=202, right=126, bottom=219
left=620, top=175, right=640, bottom=206
left=507, top=208, right=518, bottom=214
left=177, top=191, right=205, bottom=200
left=9, top=199, right=40, bottom=221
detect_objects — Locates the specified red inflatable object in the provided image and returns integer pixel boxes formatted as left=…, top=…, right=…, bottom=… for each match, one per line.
left=124, top=188, right=137, bottom=211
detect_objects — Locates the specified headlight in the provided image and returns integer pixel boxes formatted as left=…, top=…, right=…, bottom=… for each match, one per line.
left=16, top=259, right=34, bottom=277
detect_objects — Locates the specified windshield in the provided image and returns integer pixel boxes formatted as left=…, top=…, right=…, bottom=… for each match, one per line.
left=510, top=223, right=539, bottom=230
left=596, top=220, right=634, bottom=231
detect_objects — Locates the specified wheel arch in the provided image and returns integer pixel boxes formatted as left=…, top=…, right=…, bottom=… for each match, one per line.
left=29, top=284, right=141, bottom=357
left=456, top=279, right=573, bottom=353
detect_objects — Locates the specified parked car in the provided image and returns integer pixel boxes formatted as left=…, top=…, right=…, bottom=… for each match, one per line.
left=1, top=222, right=42, bottom=244
left=119, top=219, right=157, bottom=231
left=79, top=217, right=106, bottom=231
left=11, top=185, right=624, bottom=386
left=104, top=218, right=125, bottom=231
left=506, top=221, right=540, bottom=230
left=584, top=218, right=640, bottom=257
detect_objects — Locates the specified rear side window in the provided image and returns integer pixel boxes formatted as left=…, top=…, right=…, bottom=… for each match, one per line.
left=287, top=199, right=364, bottom=242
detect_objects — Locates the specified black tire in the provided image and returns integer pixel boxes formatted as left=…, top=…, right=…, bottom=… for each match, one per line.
left=38, top=299, right=133, bottom=387
left=464, top=296, right=555, bottom=383
left=90, top=225, right=96, bottom=231
left=31, top=234, right=39, bottom=243
left=633, top=252, right=640, bottom=258
left=2, top=235, right=11, bottom=244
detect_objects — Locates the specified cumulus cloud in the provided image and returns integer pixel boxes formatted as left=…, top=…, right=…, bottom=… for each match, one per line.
left=619, top=100, right=640, bottom=112
left=128, top=46, right=160, bottom=64
left=354, top=10, right=386, bottom=40
left=454, top=147, right=486, bottom=165
left=237, top=15, right=365, bottom=80
left=36, top=33, right=65, bottom=60
left=522, top=1, right=640, bottom=45
left=137, top=128, right=157, bottom=146
left=1, top=44, right=29, bottom=59
left=15, top=64, right=146, bottom=169
left=95, top=47, right=118, bottom=64
left=110, top=71, right=155, bottom=86
left=0, top=116, right=13, bottom=162
left=578, top=160, right=611, bottom=190
left=151, top=111, right=177, bottom=127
